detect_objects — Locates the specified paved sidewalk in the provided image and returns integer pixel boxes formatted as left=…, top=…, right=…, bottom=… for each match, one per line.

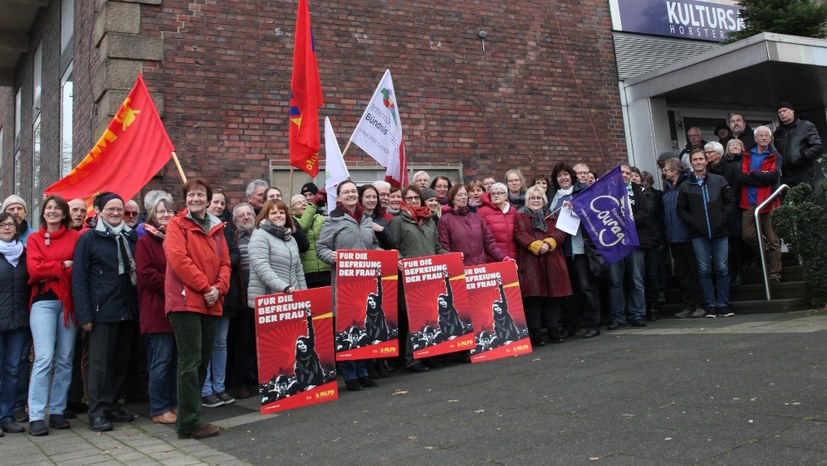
left=3, top=310, right=826, bottom=465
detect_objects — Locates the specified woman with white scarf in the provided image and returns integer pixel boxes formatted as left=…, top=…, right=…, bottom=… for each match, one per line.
left=73, top=192, right=139, bottom=433
left=0, top=213, right=29, bottom=436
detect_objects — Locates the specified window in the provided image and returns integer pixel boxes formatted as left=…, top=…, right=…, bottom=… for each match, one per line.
left=32, top=117, right=41, bottom=228
left=61, top=0, right=74, bottom=53
left=60, top=65, right=74, bottom=177
left=33, top=43, right=42, bottom=111
left=14, top=88, right=21, bottom=140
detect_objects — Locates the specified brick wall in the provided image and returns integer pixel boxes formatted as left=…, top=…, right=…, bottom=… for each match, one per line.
left=138, top=0, right=625, bottom=203
left=5, top=0, right=626, bottom=209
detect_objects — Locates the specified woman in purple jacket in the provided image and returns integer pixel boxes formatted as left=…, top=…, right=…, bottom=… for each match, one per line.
left=136, top=197, right=177, bottom=425
left=437, top=184, right=510, bottom=266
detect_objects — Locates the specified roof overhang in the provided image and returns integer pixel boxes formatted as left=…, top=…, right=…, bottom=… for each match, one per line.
left=0, top=0, right=48, bottom=87
left=623, top=32, right=827, bottom=112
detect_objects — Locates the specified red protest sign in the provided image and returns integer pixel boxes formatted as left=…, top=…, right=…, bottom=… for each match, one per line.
left=334, top=249, right=399, bottom=361
left=255, top=288, right=338, bottom=414
left=400, top=252, right=475, bottom=358
left=464, top=261, right=532, bottom=363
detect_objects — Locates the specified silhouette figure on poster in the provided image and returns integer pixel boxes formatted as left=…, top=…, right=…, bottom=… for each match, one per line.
left=294, top=307, right=325, bottom=391
left=364, top=267, right=390, bottom=343
left=491, top=275, right=520, bottom=344
left=437, top=270, right=465, bottom=339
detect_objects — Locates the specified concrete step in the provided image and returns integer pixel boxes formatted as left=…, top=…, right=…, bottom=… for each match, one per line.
left=658, top=297, right=811, bottom=316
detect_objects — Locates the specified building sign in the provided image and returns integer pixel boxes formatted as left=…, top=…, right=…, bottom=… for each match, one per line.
left=611, top=0, right=744, bottom=42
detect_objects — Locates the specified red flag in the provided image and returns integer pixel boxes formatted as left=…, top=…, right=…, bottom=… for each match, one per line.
left=289, top=0, right=323, bottom=177
left=45, top=74, right=174, bottom=208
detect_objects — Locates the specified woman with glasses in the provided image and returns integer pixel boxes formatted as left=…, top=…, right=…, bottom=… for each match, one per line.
left=0, top=213, right=28, bottom=436
left=476, top=182, right=518, bottom=264
left=73, top=192, right=139, bottom=433
left=136, top=196, right=178, bottom=424
left=515, top=185, right=572, bottom=346
left=438, top=184, right=509, bottom=266
left=317, top=181, right=379, bottom=391
left=505, top=169, right=526, bottom=209
left=389, top=185, right=448, bottom=373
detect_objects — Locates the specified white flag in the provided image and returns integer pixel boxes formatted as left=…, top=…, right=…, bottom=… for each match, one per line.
left=350, top=70, right=407, bottom=186
left=324, top=117, right=350, bottom=213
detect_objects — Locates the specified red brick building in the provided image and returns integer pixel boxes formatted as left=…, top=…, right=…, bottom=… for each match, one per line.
left=0, top=0, right=625, bottom=224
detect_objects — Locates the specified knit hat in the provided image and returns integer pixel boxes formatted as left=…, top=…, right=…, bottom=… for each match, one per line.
left=300, top=182, right=319, bottom=196
left=94, top=192, right=124, bottom=211
left=777, top=101, right=795, bottom=111
left=420, top=187, right=437, bottom=200
left=2, top=195, right=27, bottom=214
left=657, top=151, right=676, bottom=162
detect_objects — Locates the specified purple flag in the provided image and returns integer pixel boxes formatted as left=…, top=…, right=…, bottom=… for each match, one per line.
left=570, top=166, right=639, bottom=265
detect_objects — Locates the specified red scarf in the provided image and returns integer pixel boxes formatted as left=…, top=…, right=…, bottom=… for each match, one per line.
left=401, top=202, right=433, bottom=225
left=337, top=201, right=364, bottom=223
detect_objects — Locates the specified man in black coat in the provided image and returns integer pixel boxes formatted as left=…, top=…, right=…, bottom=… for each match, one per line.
left=774, top=101, right=823, bottom=188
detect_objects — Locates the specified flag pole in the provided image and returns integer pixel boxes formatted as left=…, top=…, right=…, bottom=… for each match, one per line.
left=172, top=151, right=188, bottom=183
left=340, top=139, right=353, bottom=159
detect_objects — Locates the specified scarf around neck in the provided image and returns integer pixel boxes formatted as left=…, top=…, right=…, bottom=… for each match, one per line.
left=0, top=239, right=24, bottom=267
left=401, top=202, right=433, bottom=225
left=260, top=220, right=292, bottom=241
left=98, top=220, right=136, bottom=285
left=520, top=205, right=550, bottom=233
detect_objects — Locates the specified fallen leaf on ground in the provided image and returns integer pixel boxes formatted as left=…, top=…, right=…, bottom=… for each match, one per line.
left=392, top=389, right=408, bottom=396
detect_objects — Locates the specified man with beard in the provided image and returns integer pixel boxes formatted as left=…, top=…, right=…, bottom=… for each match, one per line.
left=229, top=203, right=258, bottom=398
left=720, top=112, right=755, bottom=157
left=294, top=308, right=325, bottom=391
left=364, top=267, right=390, bottom=343
left=491, top=275, right=519, bottom=343
left=436, top=270, right=464, bottom=338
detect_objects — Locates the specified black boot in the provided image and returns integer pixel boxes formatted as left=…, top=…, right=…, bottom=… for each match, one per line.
left=548, top=328, right=564, bottom=344
left=529, top=329, right=545, bottom=347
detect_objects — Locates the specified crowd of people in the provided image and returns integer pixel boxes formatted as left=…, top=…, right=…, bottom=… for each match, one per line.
left=0, top=102, right=819, bottom=440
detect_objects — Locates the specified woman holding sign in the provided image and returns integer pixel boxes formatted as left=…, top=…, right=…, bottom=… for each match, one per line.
left=389, top=185, right=448, bottom=373
left=317, top=181, right=380, bottom=392
left=514, top=185, right=572, bottom=346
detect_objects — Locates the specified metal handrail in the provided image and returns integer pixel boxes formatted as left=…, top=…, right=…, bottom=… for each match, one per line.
left=755, top=184, right=789, bottom=300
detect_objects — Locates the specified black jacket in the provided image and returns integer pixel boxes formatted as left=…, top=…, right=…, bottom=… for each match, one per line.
left=676, top=171, right=735, bottom=239
left=708, top=158, right=743, bottom=237
left=73, top=227, right=139, bottom=325
left=628, top=183, right=654, bottom=248
left=721, top=125, right=756, bottom=156
left=0, top=251, right=29, bottom=331
left=774, top=118, right=823, bottom=185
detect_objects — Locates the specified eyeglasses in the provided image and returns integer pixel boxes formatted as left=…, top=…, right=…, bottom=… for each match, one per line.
left=124, top=211, right=138, bottom=218
left=0, top=222, right=15, bottom=229
left=490, top=191, right=506, bottom=196
left=528, top=196, right=545, bottom=201
left=404, top=195, right=420, bottom=201
left=103, top=207, right=124, bottom=213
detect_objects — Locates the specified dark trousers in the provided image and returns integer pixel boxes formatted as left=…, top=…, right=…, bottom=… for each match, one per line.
left=230, top=307, right=258, bottom=388
left=643, top=247, right=661, bottom=311
left=68, top=329, right=89, bottom=405
left=169, top=312, right=218, bottom=436
left=87, top=321, right=133, bottom=417
left=523, top=297, right=561, bottom=330
left=13, top=333, right=31, bottom=412
left=669, top=241, right=701, bottom=309
left=566, top=255, right=601, bottom=327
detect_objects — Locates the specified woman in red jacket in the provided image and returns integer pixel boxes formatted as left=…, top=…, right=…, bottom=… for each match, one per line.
left=164, top=179, right=231, bottom=440
left=514, top=186, right=572, bottom=346
left=136, top=196, right=176, bottom=425
left=476, top=182, right=518, bottom=263
left=26, top=195, right=80, bottom=436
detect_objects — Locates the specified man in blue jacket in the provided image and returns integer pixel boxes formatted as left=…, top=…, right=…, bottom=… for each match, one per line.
left=676, top=149, right=736, bottom=318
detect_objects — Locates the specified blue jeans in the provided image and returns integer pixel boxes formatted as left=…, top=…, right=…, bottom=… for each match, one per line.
left=692, top=236, right=730, bottom=309
left=0, top=329, right=27, bottom=419
left=145, top=333, right=178, bottom=416
left=607, top=249, right=646, bottom=325
left=202, top=316, right=230, bottom=396
left=339, top=361, right=369, bottom=381
left=28, top=301, right=77, bottom=421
